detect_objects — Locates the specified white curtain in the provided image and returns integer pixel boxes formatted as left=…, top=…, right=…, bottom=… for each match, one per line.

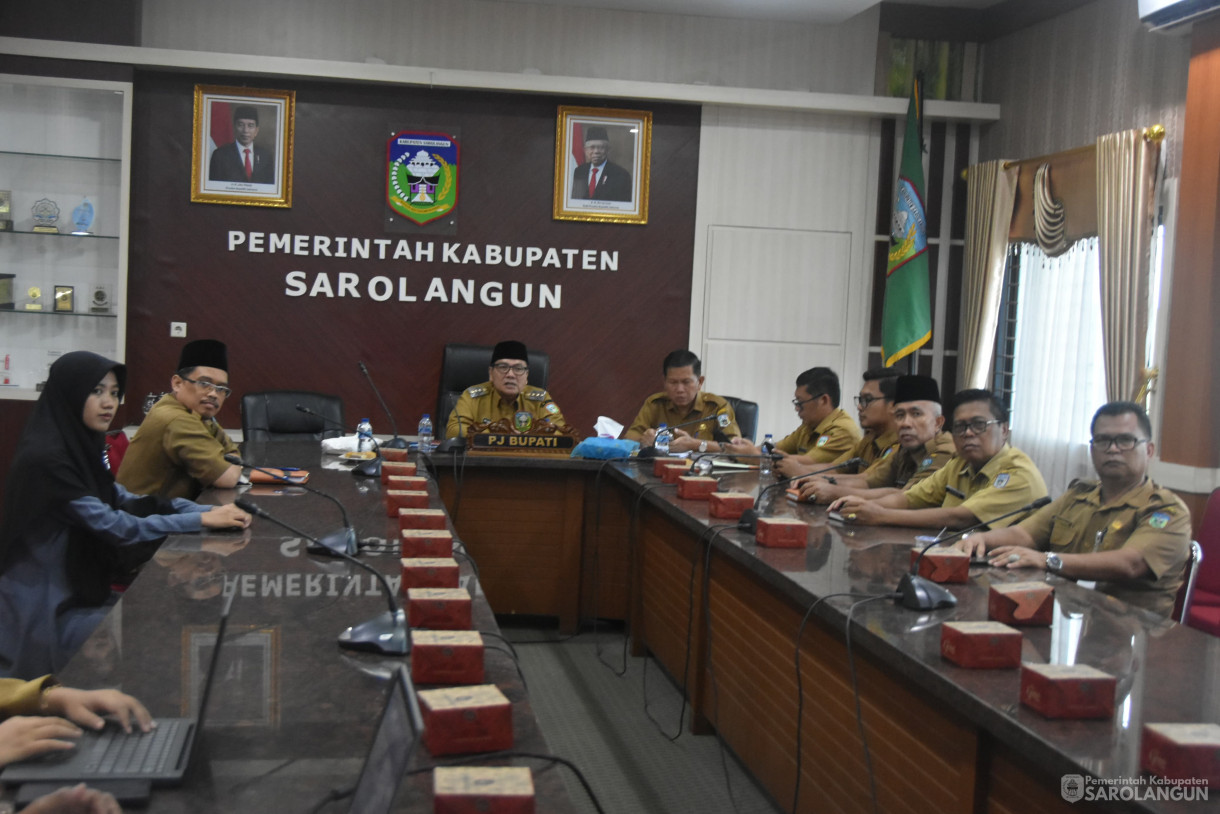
left=1009, top=238, right=1107, bottom=497
left=961, top=161, right=1020, bottom=388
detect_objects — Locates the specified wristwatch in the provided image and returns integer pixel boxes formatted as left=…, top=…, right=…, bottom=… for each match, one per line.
left=698, top=440, right=709, bottom=453
left=1045, top=552, right=1063, bottom=573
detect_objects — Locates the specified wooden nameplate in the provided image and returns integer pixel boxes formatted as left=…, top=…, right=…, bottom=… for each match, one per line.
left=467, top=418, right=580, bottom=457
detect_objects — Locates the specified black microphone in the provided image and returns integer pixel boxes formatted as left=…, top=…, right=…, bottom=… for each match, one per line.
left=737, top=457, right=865, bottom=533
left=235, top=497, right=409, bottom=655
left=358, top=360, right=408, bottom=449
left=225, top=454, right=357, bottom=556
left=896, top=495, right=1054, bottom=611
left=296, top=405, right=382, bottom=478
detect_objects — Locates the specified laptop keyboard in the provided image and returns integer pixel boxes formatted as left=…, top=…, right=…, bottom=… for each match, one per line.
left=83, top=720, right=182, bottom=776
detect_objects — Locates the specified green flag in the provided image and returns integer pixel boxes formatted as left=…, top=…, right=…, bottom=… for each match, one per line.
left=881, top=77, right=932, bottom=367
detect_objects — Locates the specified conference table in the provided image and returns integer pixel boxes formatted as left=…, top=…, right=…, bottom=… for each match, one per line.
left=429, top=452, right=1220, bottom=814
left=44, top=442, right=579, bottom=813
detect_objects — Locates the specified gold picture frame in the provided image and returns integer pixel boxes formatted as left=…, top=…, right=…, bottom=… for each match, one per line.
left=53, top=285, right=74, bottom=312
left=553, top=106, right=651, bottom=225
left=191, top=85, right=295, bottom=208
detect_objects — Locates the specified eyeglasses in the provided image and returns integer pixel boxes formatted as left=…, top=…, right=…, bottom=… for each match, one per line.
left=180, top=376, right=232, bottom=397
left=791, top=394, right=821, bottom=409
left=854, top=395, right=885, bottom=409
left=492, top=363, right=529, bottom=375
left=950, top=418, right=1001, bottom=436
left=1090, top=434, right=1148, bottom=451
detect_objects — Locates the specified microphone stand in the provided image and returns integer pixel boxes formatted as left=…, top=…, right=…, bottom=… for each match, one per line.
left=225, top=454, right=357, bottom=556
left=737, top=457, right=865, bottom=533
left=358, top=361, right=408, bottom=449
left=895, top=496, right=1053, bottom=611
left=297, top=405, right=383, bottom=478
left=236, top=498, right=408, bottom=655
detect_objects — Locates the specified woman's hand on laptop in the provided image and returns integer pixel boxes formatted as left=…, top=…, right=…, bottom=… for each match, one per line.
left=41, top=688, right=153, bottom=735
left=0, top=716, right=81, bottom=766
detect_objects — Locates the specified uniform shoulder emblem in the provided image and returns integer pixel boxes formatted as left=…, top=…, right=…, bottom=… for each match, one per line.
left=524, top=388, right=549, bottom=402
left=543, top=401, right=560, bottom=415
left=881, top=447, right=894, bottom=459
left=1148, top=511, right=1171, bottom=529
left=466, top=385, right=489, bottom=398
left=993, top=473, right=1011, bottom=488
left=816, top=436, right=829, bottom=447
left=920, top=457, right=933, bottom=469
left=717, top=412, right=732, bottom=428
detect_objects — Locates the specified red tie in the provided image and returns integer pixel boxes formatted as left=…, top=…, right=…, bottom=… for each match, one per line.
left=244, top=148, right=253, bottom=180
left=588, top=166, right=598, bottom=198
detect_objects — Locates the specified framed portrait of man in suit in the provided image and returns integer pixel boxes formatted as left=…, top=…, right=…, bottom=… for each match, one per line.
left=191, top=85, right=295, bottom=207
left=553, top=106, right=651, bottom=225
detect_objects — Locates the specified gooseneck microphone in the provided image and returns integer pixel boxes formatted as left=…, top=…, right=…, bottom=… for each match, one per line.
left=358, top=360, right=408, bottom=449
left=235, top=497, right=408, bottom=655
left=296, top=405, right=382, bottom=478
left=896, top=496, right=1053, bottom=611
left=737, top=457, right=865, bottom=533
left=225, top=454, right=357, bottom=556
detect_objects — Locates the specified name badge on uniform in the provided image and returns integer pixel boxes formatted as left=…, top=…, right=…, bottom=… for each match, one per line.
left=993, top=473, right=1010, bottom=488
left=513, top=411, right=533, bottom=432
left=816, top=436, right=828, bottom=447
left=1149, top=511, right=1170, bottom=529
left=717, top=413, right=731, bottom=428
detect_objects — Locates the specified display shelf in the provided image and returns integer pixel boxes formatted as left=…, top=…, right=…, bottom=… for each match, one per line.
left=0, top=149, right=121, bottom=163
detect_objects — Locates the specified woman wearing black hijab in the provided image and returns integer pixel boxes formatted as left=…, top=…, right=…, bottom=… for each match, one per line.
left=0, top=352, right=250, bottom=678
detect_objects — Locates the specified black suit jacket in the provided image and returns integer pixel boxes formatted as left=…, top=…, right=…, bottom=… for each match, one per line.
left=572, top=161, right=632, bottom=202
left=209, top=142, right=274, bottom=184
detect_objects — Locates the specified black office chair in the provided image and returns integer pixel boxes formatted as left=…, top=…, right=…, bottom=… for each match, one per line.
left=436, top=343, right=550, bottom=438
left=241, top=391, right=345, bottom=443
left=723, top=396, right=759, bottom=443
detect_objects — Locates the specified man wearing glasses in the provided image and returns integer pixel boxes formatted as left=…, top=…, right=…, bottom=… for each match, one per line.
left=956, top=401, right=1189, bottom=616
left=727, top=366, right=860, bottom=477
left=829, top=388, right=1046, bottom=530
left=445, top=340, right=566, bottom=439
left=118, top=339, right=241, bottom=500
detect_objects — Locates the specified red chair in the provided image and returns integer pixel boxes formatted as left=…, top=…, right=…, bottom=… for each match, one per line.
left=1184, top=488, right=1220, bottom=636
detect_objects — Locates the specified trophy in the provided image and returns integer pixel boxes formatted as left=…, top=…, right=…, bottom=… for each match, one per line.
left=0, top=273, right=13, bottom=310
left=31, top=199, right=60, bottom=234
left=24, top=286, right=43, bottom=311
left=0, top=190, right=11, bottom=231
left=71, top=197, right=94, bottom=235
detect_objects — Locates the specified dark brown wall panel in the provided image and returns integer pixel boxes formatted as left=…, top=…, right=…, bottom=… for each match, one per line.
left=124, top=72, right=700, bottom=439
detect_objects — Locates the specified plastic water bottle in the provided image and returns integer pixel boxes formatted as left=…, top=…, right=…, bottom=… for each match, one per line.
left=759, top=433, right=774, bottom=477
left=418, top=413, right=434, bottom=453
left=357, top=418, right=374, bottom=453
left=655, top=423, right=671, bottom=456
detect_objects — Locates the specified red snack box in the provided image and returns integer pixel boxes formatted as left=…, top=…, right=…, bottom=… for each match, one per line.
left=988, top=580, right=1054, bottom=626
left=433, top=766, right=535, bottom=814
left=1020, top=663, right=1116, bottom=719
left=419, top=685, right=513, bottom=756
left=1141, top=723, right=1220, bottom=786
left=401, top=557, right=461, bottom=590
left=401, top=529, right=454, bottom=558
left=653, top=457, right=690, bottom=478
left=408, top=587, right=472, bottom=630
left=661, top=463, right=692, bottom=484
left=387, top=489, right=431, bottom=516
left=756, top=517, right=808, bottom=548
left=411, top=630, right=484, bottom=685
left=677, top=476, right=718, bottom=500
left=709, top=492, right=754, bottom=520
left=380, top=447, right=411, bottom=463
left=380, top=460, right=418, bottom=481
left=386, top=475, right=429, bottom=491
left=910, top=546, right=971, bottom=583
left=940, top=621, right=1022, bottom=669
left=398, top=508, right=448, bottom=530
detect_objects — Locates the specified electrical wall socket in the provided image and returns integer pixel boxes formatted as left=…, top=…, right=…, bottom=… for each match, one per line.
left=170, top=322, right=187, bottom=338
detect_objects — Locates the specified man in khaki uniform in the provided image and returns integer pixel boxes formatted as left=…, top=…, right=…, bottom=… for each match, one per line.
left=118, top=339, right=241, bottom=501
left=622, top=349, right=741, bottom=454
left=841, top=367, right=900, bottom=474
left=830, top=389, right=1047, bottom=529
left=727, top=366, right=860, bottom=478
left=958, top=401, right=1190, bottom=616
left=445, top=340, right=566, bottom=439
left=799, top=374, right=954, bottom=503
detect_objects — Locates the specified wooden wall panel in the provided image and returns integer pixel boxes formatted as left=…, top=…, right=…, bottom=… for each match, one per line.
left=122, top=72, right=700, bottom=437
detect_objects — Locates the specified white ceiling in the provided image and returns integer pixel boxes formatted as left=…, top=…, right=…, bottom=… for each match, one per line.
left=490, top=0, right=1005, bottom=25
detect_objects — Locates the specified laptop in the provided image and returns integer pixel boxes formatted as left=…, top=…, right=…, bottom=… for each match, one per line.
left=1, top=591, right=234, bottom=788
left=345, top=664, right=426, bottom=814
